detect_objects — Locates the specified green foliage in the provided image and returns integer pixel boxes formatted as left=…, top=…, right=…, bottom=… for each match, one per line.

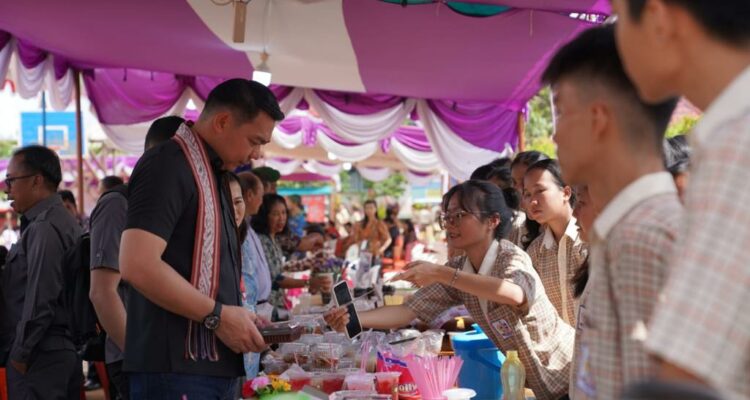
left=666, top=115, right=699, bottom=138
left=525, top=87, right=557, bottom=158
left=339, top=169, right=407, bottom=199
left=371, top=171, right=407, bottom=198
left=277, top=180, right=329, bottom=189
left=0, top=140, right=18, bottom=159
left=523, top=87, right=700, bottom=156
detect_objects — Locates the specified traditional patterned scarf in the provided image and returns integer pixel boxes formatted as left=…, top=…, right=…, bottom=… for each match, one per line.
left=173, top=122, right=222, bottom=361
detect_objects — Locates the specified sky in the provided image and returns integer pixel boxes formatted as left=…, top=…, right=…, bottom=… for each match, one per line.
left=0, top=85, right=107, bottom=143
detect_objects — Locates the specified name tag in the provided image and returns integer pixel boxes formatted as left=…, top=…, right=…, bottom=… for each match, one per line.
left=491, top=319, right=514, bottom=340
left=576, top=345, right=596, bottom=397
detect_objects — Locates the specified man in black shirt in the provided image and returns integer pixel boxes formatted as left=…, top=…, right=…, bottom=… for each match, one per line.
left=1, top=145, right=83, bottom=399
left=89, top=116, right=185, bottom=400
left=120, top=79, right=284, bottom=399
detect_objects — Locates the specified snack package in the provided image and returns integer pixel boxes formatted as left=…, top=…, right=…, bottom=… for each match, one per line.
left=377, top=352, right=419, bottom=400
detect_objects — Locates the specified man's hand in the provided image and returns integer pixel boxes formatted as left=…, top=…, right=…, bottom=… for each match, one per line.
left=215, top=305, right=267, bottom=353
left=298, top=233, right=324, bottom=252
left=11, top=359, right=27, bottom=375
left=309, top=274, right=333, bottom=294
left=323, top=307, right=350, bottom=333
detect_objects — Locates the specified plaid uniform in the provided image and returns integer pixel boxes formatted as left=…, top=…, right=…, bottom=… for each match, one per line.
left=406, top=240, right=575, bottom=400
left=572, top=173, right=683, bottom=400
left=527, top=218, right=587, bottom=325
left=508, top=211, right=528, bottom=248
left=646, top=67, right=750, bottom=400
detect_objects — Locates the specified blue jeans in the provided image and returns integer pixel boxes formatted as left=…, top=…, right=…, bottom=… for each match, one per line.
left=129, top=372, right=238, bottom=400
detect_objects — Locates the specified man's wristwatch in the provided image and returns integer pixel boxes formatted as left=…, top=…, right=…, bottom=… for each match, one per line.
left=203, top=301, right=222, bottom=331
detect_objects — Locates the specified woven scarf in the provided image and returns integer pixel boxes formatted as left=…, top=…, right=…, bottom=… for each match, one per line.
left=173, top=123, right=222, bottom=361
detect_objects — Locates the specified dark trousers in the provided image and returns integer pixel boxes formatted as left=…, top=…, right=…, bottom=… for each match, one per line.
left=106, top=361, right=129, bottom=400
left=6, top=349, right=82, bottom=400
left=130, top=372, right=239, bottom=400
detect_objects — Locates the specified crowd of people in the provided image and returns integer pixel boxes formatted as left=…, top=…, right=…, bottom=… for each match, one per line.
left=0, top=1, right=747, bottom=400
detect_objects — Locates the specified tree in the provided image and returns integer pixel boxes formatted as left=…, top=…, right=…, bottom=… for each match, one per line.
left=524, top=87, right=557, bottom=158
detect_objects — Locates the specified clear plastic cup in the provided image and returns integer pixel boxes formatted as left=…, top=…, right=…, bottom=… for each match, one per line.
left=375, top=371, right=401, bottom=399
left=287, top=370, right=312, bottom=391
left=344, top=373, right=375, bottom=391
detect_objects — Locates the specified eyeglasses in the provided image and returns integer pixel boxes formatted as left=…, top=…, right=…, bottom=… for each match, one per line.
left=438, top=210, right=489, bottom=229
left=4, top=174, right=37, bottom=189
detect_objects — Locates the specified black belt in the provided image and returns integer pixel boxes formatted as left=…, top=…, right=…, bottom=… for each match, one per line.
left=257, top=300, right=269, bottom=305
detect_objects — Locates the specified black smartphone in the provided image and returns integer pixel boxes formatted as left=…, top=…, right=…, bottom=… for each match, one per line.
left=333, top=281, right=363, bottom=339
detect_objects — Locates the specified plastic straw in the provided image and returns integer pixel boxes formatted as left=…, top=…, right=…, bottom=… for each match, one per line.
left=406, top=354, right=463, bottom=400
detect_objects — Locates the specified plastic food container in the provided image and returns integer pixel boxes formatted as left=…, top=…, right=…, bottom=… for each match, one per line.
left=261, top=359, right=289, bottom=375
left=312, top=343, right=344, bottom=370
left=280, top=342, right=310, bottom=364
left=299, top=333, right=326, bottom=346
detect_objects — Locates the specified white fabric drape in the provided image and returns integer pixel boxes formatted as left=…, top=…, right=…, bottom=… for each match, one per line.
left=264, top=158, right=301, bottom=176
left=14, top=54, right=47, bottom=99
left=46, top=66, right=74, bottom=111
left=278, top=87, right=305, bottom=116
left=357, top=166, right=391, bottom=182
left=303, top=160, right=342, bottom=177
left=416, top=100, right=507, bottom=181
left=0, top=39, right=12, bottom=85
left=98, top=89, right=197, bottom=153
left=3, top=43, right=74, bottom=110
left=390, top=139, right=441, bottom=173
left=304, top=88, right=416, bottom=144
left=406, top=170, right=438, bottom=186
left=316, top=131, right=377, bottom=162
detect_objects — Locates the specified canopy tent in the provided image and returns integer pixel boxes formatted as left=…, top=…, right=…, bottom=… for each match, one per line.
left=0, top=0, right=608, bottom=180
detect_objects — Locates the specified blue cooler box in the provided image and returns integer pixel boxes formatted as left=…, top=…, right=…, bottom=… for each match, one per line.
left=450, top=325, right=505, bottom=400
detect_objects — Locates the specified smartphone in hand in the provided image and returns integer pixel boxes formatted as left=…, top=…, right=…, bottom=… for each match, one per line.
left=332, top=281, right=363, bottom=339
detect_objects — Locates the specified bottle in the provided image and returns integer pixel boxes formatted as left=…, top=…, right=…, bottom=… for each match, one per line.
left=501, top=350, right=526, bottom=400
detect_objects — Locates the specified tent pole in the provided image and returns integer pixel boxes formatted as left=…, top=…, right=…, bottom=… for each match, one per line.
left=517, top=112, right=526, bottom=152
left=74, top=71, right=84, bottom=215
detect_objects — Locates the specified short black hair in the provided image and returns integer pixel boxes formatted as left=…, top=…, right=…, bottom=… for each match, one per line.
left=664, top=135, right=691, bottom=176
left=203, top=79, right=285, bottom=124
left=145, top=116, right=184, bottom=151
left=510, top=151, right=548, bottom=170
left=542, top=25, right=678, bottom=152
left=58, top=189, right=76, bottom=206
left=251, top=194, right=289, bottom=236
left=625, top=0, right=750, bottom=46
left=101, top=175, right=124, bottom=192
left=470, top=157, right=512, bottom=180
left=442, top=180, right=513, bottom=240
left=13, top=145, right=62, bottom=191
left=485, top=166, right=521, bottom=211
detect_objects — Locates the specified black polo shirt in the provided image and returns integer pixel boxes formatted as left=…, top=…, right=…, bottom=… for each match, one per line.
left=123, top=138, right=243, bottom=377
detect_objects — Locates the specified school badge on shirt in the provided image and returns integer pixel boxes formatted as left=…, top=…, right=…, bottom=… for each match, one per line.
left=576, top=345, right=597, bottom=397
left=491, top=319, right=514, bottom=339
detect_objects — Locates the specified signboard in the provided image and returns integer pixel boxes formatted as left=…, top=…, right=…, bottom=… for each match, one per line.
left=302, top=195, right=328, bottom=223
left=20, top=112, right=83, bottom=156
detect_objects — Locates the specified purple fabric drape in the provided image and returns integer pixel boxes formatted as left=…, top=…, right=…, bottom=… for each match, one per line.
left=277, top=116, right=319, bottom=147
left=83, top=69, right=186, bottom=125
left=427, top=100, right=518, bottom=152
left=0, top=31, right=10, bottom=50
left=191, top=76, right=228, bottom=100
left=393, top=126, right=431, bottom=152
left=313, top=90, right=405, bottom=115
left=16, top=39, right=46, bottom=69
